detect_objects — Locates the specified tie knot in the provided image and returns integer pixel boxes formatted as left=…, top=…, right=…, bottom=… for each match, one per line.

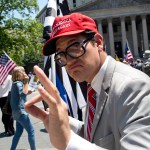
left=87, top=84, right=96, bottom=103
left=87, top=84, right=96, bottom=96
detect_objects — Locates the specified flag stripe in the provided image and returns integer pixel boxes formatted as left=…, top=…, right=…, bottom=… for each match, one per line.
left=47, top=0, right=57, bottom=9
left=0, top=61, right=15, bottom=79
left=0, top=61, right=13, bottom=77
left=62, top=67, right=78, bottom=118
left=44, top=17, right=55, bottom=28
left=57, top=0, right=70, bottom=15
left=45, top=7, right=57, bottom=18
left=124, top=40, right=133, bottom=61
left=0, top=62, right=16, bottom=81
left=0, top=53, right=16, bottom=85
left=56, top=73, right=70, bottom=106
left=43, top=0, right=57, bottom=40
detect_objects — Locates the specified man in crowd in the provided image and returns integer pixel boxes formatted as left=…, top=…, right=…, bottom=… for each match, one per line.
left=0, top=75, right=15, bottom=136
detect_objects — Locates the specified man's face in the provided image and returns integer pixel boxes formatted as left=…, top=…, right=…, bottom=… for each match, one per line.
left=56, top=34, right=102, bottom=83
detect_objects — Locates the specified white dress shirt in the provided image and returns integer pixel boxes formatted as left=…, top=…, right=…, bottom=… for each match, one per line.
left=0, top=75, right=12, bottom=98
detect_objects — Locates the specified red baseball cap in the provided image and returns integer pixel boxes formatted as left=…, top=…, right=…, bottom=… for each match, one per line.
left=43, top=13, right=100, bottom=56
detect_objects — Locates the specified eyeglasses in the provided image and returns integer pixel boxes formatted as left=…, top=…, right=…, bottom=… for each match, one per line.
left=54, top=35, right=94, bottom=67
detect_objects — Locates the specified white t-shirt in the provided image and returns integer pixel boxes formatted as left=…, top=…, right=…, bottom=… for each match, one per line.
left=0, top=75, right=12, bottom=98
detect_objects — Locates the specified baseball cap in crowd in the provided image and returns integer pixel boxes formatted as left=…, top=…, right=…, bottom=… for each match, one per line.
left=43, top=13, right=102, bottom=56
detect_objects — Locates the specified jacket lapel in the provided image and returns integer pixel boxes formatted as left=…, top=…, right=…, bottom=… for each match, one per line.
left=91, top=57, right=116, bottom=141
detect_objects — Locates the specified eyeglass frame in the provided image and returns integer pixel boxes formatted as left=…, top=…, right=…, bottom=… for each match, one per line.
left=54, top=33, right=95, bottom=67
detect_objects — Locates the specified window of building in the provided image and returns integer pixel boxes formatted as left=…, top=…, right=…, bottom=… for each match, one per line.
left=103, top=25, right=107, bottom=34
left=73, top=0, right=76, bottom=7
left=113, top=25, right=118, bottom=33
left=125, top=23, right=128, bottom=31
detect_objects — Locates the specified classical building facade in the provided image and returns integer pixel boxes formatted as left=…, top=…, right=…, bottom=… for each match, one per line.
left=37, top=0, right=150, bottom=59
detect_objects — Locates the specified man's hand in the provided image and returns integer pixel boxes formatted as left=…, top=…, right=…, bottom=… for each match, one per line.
left=24, top=65, right=71, bottom=150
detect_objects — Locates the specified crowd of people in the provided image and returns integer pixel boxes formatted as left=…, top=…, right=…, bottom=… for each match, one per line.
left=0, top=12, right=150, bottom=150
left=119, top=58, right=150, bottom=76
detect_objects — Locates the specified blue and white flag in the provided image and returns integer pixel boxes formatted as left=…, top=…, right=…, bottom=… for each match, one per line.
left=43, top=0, right=86, bottom=120
left=43, top=0, right=70, bottom=40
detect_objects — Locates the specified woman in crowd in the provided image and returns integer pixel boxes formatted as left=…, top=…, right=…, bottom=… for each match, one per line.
left=10, top=66, right=36, bottom=150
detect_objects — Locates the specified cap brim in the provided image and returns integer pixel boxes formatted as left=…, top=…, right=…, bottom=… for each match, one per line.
left=43, top=30, right=86, bottom=56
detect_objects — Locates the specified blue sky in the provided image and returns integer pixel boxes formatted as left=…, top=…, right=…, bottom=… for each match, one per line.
left=14, top=0, right=47, bottom=19
left=31, top=0, right=47, bottom=18
left=38, top=0, right=47, bottom=11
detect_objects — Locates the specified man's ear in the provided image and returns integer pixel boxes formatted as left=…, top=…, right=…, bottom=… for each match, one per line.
left=94, top=33, right=103, bottom=52
left=94, top=33, right=103, bottom=45
left=98, top=44, right=103, bottom=52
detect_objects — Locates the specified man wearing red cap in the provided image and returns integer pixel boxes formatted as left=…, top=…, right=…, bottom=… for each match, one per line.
left=25, top=13, right=150, bottom=149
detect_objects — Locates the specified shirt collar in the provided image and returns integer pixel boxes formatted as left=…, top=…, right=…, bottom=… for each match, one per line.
left=91, top=56, right=110, bottom=95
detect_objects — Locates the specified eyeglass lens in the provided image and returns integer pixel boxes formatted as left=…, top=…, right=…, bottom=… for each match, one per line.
left=55, top=34, right=94, bottom=67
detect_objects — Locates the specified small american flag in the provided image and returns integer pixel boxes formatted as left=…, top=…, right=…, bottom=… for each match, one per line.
left=124, top=40, right=134, bottom=61
left=0, top=52, right=16, bottom=85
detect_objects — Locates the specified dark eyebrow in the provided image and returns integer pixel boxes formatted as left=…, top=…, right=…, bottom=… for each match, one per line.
left=56, top=38, right=79, bottom=53
left=67, top=38, right=78, bottom=45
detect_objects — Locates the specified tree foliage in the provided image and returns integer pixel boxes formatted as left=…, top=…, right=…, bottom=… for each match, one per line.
left=0, top=0, right=39, bottom=24
left=0, top=0, right=44, bottom=66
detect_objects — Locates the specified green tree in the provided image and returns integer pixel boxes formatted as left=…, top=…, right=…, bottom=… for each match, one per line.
left=0, top=0, right=44, bottom=66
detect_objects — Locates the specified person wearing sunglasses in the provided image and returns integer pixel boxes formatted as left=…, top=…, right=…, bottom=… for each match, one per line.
left=25, top=13, right=150, bottom=150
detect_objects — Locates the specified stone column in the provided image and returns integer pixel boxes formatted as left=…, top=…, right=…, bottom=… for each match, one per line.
left=98, top=19, right=103, bottom=37
left=131, top=15, right=139, bottom=57
left=141, top=14, right=149, bottom=50
left=108, top=18, right=115, bottom=58
left=120, top=16, right=126, bottom=55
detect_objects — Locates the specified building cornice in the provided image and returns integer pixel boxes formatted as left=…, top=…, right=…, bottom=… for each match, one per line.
left=81, top=4, right=150, bottom=20
left=71, top=0, right=98, bottom=12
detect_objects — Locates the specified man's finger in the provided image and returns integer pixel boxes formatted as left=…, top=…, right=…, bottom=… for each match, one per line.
left=25, top=94, right=42, bottom=107
left=37, top=85, right=57, bottom=107
left=25, top=104, right=48, bottom=121
left=33, top=65, right=61, bottom=103
left=25, top=94, right=48, bottom=121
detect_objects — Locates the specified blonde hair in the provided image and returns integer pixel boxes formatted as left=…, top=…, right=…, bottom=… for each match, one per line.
left=12, top=66, right=25, bottom=82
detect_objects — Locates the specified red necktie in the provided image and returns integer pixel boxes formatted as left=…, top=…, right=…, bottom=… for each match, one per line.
left=86, top=84, right=96, bottom=141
